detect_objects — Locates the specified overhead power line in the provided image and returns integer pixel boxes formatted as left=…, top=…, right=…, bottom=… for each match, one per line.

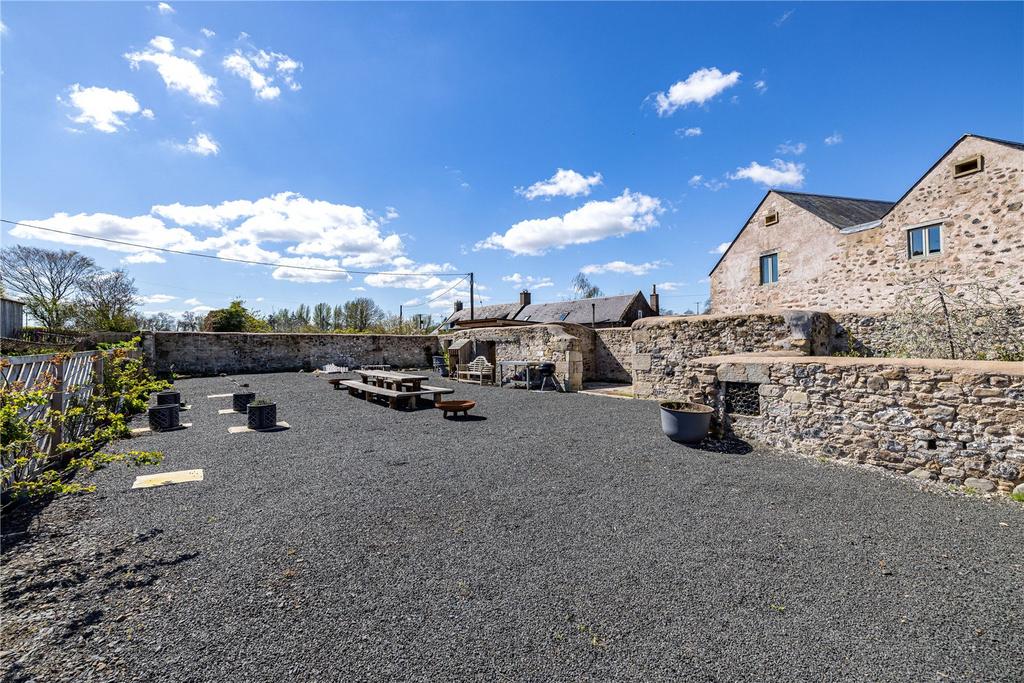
left=0, top=219, right=467, bottom=277
left=403, top=275, right=469, bottom=309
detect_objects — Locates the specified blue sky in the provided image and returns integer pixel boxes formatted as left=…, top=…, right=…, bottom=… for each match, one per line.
left=2, top=2, right=1022, bottom=320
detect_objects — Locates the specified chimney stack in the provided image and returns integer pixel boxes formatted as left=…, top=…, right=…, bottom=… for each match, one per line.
left=453, top=300, right=464, bottom=312
left=650, top=285, right=660, bottom=316
left=519, top=289, right=531, bottom=308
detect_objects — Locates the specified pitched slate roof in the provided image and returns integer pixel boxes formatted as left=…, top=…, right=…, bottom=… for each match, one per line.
left=442, top=302, right=522, bottom=327
left=774, top=192, right=895, bottom=229
left=513, top=292, right=644, bottom=325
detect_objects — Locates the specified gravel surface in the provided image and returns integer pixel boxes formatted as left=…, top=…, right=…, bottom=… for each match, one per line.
left=3, top=371, right=1022, bottom=682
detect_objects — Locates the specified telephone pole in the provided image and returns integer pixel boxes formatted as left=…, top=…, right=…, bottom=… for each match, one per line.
left=469, top=272, right=475, bottom=320
left=399, top=304, right=403, bottom=332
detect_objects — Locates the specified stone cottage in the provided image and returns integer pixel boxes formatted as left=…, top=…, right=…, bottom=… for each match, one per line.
left=709, top=134, right=1024, bottom=313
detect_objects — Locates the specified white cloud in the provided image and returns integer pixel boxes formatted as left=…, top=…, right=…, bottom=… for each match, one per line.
left=0, top=21, right=8, bottom=35
left=476, top=189, right=663, bottom=256
left=825, top=132, right=843, bottom=146
left=223, top=46, right=302, bottom=100
left=516, top=169, right=603, bottom=200
left=350, top=286, right=366, bottom=292
left=384, top=207, right=400, bottom=220
left=580, top=260, right=665, bottom=276
left=156, top=2, right=175, bottom=14
left=754, top=80, right=767, bottom=94
left=688, top=174, right=727, bottom=192
left=142, top=294, right=176, bottom=304
left=191, top=305, right=214, bottom=313
left=774, top=9, right=794, bottom=27
left=710, top=242, right=731, bottom=255
left=502, top=273, right=554, bottom=289
left=17, top=192, right=411, bottom=285
left=776, top=140, right=806, bottom=155
left=10, top=212, right=202, bottom=255
left=201, top=27, right=216, bottom=38
left=175, top=132, right=220, bottom=156
left=183, top=47, right=204, bottom=58
left=652, top=67, right=741, bottom=116
left=657, top=281, right=686, bottom=291
left=149, top=35, right=174, bottom=53
left=123, top=251, right=167, bottom=264
left=729, top=159, right=805, bottom=187
left=125, top=41, right=220, bottom=105
left=363, top=258, right=458, bottom=290
left=676, top=127, right=703, bottom=138
left=60, top=84, right=151, bottom=133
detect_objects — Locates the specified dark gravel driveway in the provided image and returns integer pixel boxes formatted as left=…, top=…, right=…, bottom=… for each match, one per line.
left=3, top=371, right=1022, bottom=682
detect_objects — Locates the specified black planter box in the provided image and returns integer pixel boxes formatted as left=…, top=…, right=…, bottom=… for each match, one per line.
left=148, top=404, right=180, bottom=431
left=156, top=390, right=181, bottom=406
left=233, top=392, right=256, bottom=413
left=247, top=403, right=277, bottom=431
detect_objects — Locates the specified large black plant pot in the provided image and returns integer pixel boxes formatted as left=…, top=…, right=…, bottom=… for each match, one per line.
left=156, top=390, right=181, bottom=406
left=233, top=392, right=256, bottom=413
left=148, top=404, right=180, bottom=431
left=659, top=401, right=713, bottom=444
left=247, top=403, right=277, bottom=431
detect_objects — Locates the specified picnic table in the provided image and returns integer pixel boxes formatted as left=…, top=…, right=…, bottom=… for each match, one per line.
left=355, top=369, right=429, bottom=392
left=330, top=369, right=453, bottom=409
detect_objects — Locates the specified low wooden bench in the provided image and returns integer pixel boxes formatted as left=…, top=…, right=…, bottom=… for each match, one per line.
left=338, top=380, right=453, bottom=409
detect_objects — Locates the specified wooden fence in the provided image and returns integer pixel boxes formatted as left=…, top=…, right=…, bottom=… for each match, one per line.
left=1, top=350, right=121, bottom=489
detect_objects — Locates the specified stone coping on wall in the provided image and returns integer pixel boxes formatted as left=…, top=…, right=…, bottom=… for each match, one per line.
left=693, top=353, right=1024, bottom=376
left=631, top=309, right=819, bottom=328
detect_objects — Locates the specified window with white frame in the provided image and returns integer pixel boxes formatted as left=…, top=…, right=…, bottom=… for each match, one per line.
left=907, top=224, right=942, bottom=259
left=759, top=252, right=779, bottom=285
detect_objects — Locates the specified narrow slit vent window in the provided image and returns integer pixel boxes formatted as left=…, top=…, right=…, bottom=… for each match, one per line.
left=759, top=253, right=779, bottom=285
left=764, top=211, right=779, bottom=226
left=907, top=224, right=942, bottom=259
left=953, top=154, right=983, bottom=178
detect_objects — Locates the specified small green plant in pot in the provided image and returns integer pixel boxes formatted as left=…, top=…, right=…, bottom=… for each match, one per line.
left=247, top=398, right=277, bottom=431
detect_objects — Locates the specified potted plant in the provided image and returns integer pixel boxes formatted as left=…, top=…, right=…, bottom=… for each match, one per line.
left=155, top=389, right=181, bottom=406
left=659, top=401, right=714, bottom=444
left=233, top=391, right=256, bottom=413
left=247, top=398, right=277, bottom=431
left=148, top=403, right=180, bottom=431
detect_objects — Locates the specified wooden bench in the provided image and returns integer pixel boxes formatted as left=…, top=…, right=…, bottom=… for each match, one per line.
left=456, top=356, right=495, bottom=385
left=338, top=380, right=453, bottom=409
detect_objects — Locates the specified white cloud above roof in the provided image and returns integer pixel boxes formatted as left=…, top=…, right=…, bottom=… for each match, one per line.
left=156, top=2, right=175, bottom=15
left=502, top=273, right=554, bottom=289
left=476, top=190, right=663, bottom=256
left=653, top=67, right=741, bottom=116
left=580, top=260, right=665, bottom=276
left=825, top=131, right=844, bottom=145
left=776, top=140, right=806, bottom=155
left=729, top=159, right=805, bottom=187
left=60, top=84, right=153, bottom=133
left=709, top=241, right=731, bottom=255
left=516, top=168, right=603, bottom=200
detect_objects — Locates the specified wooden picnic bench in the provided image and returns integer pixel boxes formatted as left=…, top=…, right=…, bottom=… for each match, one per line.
left=338, top=380, right=454, bottom=409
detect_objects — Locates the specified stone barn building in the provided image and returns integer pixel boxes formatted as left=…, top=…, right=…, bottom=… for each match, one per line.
left=438, top=288, right=659, bottom=331
left=709, top=134, right=1024, bottom=313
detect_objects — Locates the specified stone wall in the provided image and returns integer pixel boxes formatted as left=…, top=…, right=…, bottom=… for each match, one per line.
left=593, top=327, right=633, bottom=383
left=144, top=332, right=439, bottom=376
left=631, top=310, right=833, bottom=398
left=677, top=354, right=1024, bottom=494
left=711, top=136, right=1024, bottom=313
left=444, top=324, right=586, bottom=391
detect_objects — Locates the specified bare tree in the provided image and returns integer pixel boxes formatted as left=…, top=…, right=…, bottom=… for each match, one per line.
left=75, top=268, right=139, bottom=331
left=0, top=245, right=96, bottom=329
left=570, top=272, right=602, bottom=299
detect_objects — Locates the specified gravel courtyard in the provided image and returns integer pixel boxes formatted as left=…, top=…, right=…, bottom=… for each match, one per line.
left=2, top=371, right=1022, bottom=682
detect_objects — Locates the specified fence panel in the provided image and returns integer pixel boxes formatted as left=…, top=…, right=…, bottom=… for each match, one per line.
left=1, top=350, right=129, bottom=489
